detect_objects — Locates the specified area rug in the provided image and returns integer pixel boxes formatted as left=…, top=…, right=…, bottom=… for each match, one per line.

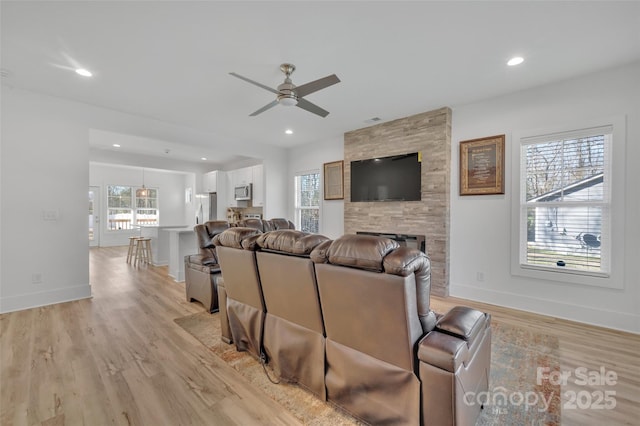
left=175, top=312, right=561, bottom=425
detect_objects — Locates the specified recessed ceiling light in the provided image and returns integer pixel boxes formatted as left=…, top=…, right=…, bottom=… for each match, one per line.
left=112, top=144, right=121, bottom=148
left=507, top=56, right=524, bottom=66
left=75, top=68, right=93, bottom=77
left=285, top=129, right=293, bottom=135
left=201, top=157, right=207, bottom=161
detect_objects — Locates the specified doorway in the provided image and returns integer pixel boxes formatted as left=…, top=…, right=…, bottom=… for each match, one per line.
left=89, top=186, right=100, bottom=247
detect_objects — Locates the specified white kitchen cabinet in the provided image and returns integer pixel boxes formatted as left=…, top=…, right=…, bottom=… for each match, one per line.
left=203, top=170, right=219, bottom=193
left=226, top=169, right=238, bottom=207
left=252, top=164, right=264, bottom=207
left=235, top=167, right=252, bottom=186
left=225, top=166, right=260, bottom=208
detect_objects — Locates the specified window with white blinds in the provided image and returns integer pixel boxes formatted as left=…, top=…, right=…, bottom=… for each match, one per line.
left=519, top=126, right=612, bottom=276
left=294, top=171, right=320, bottom=233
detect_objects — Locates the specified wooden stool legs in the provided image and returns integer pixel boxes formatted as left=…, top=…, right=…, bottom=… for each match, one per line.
left=126, top=237, right=138, bottom=264
left=134, top=238, right=153, bottom=266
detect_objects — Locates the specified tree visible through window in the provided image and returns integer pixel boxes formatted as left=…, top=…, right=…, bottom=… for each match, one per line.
left=520, top=127, right=611, bottom=275
left=295, top=172, right=320, bottom=233
left=107, top=185, right=159, bottom=230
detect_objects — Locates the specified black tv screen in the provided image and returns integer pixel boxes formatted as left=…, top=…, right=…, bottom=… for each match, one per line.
left=350, top=152, right=422, bottom=202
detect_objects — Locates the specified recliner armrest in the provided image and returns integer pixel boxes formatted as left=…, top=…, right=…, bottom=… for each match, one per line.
left=418, top=306, right=490, bottom=373
left=185, top=254, right=221, bottom=274
left=435, top=306, right=486, bottom=342
left=418, top=331, right=468, bottom=373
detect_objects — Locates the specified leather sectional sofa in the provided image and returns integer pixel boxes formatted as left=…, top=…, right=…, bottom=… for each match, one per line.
left=212, top=227, right=492, bottom=426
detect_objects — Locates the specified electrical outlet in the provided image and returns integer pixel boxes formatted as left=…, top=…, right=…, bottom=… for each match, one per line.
left=32, top=273, right=43, bottom=284
left=476, top=272, right=485, bottom=282
left=43, top=210, right=59, bottom=221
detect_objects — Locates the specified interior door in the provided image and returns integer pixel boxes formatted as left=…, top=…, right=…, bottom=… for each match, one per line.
left=89, top=186, right=100, bottom=247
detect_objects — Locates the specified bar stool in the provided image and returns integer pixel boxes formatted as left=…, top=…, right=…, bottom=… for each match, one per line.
left=134, top=238, right=153, bottom=266
left=126, top=236, right=139, bottom=264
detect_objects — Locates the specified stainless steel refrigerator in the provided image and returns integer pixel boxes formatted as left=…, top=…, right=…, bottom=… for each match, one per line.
left=195, top=192, right=217, bottom=224
left=208, top=192, right=218, bottom=220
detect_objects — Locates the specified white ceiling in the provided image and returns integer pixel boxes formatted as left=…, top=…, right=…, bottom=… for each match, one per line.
left=2, top=1, right=639, bottom=166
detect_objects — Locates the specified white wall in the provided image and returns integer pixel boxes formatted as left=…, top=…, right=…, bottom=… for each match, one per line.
left=89, top=163, right=193, bottom=246
left=1, top=88, right=91, bottom=312
left=0, top=87, right=288, bottom=313
left=288, top=136, right=344, bottom=239
left=263, top=155, right=289, bottom=220
left=450, top=62, right=640, bottom=333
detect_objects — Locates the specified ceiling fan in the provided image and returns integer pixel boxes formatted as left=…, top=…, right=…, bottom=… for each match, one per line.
left=230, top=63, right=340, bottom=118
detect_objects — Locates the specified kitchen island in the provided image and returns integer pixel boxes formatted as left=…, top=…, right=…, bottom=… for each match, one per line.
left=140, top=225, right=197, bottom=282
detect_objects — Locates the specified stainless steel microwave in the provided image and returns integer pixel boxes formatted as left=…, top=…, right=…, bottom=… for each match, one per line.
left=234, top=184, right=252, bottom=201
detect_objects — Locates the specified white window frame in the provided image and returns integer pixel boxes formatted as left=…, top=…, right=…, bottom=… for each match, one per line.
left=106, top=184, right=159, bottom=232
left=510, top=116, right=625, bottom=289
left=294, top=170, right=321, bottom=233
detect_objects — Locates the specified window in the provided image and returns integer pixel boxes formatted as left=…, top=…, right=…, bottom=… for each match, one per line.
left=107, top=185, right=159, bottom=230
left=517, top=125, right=611, bottom=277
left=295, top=172, right=320, bottom=233
left=136, top=187, right=159, bottom=226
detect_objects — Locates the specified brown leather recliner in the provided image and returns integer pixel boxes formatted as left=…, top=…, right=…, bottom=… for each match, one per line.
left=213, top=229, right=491, bottom=426
left=255, top=229, right=330, bottom=400
left=311, top=234, right=491, bottom=426
left=212, top=227, right=264, bottom=357
left=184, top=220, right=230, bottom=313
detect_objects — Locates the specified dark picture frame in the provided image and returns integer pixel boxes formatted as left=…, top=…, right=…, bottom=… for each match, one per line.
left=323, top=160, right=344, bottom=200
left=460, top=134, right=505, bottom=195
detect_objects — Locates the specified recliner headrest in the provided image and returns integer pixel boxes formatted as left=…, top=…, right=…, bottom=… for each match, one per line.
left=257, top=230, right=329, bottom=255
left=213, top=227, right=262, bottom=250
left=195, top=221, right=230, bottom=249
left=268, top=218, right=296, bottom=230
left=238, top=218, right=265, bottom=231
left=317, top=234, right=399, bottom=272
left=205, top=220, right=230, bottom=236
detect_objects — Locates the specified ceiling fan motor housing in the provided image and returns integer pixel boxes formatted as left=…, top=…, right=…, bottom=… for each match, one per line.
left=277, top=81, right=298, bottom=106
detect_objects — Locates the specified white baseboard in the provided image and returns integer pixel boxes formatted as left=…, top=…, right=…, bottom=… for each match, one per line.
left=450, top=283, right=639, bottom=334
left=0, top=284, right=92, bottom=314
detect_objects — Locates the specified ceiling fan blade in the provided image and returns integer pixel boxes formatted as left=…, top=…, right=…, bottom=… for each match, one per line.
left=229, top=72, right=279, bottom=95
left=296, top=98, right=330, bottom=118
left=295, top=74, right=340, bottom=98
left=249, top=100, right=279, bottom=116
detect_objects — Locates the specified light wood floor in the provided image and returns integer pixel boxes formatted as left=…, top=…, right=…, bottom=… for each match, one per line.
left=1, top=246, right=302, bottom=426
left=1, top=246, right=638, bottom=425
left=430, top=296, right=640, bottom=425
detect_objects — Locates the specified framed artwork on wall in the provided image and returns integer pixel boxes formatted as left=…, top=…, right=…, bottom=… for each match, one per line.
left=460, top=134, right=505, bottom=195
left=324, top=160, right=344, bottom=200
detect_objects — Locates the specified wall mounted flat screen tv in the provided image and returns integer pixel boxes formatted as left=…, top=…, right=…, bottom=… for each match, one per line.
left=350, top=152, right=421, bottom=202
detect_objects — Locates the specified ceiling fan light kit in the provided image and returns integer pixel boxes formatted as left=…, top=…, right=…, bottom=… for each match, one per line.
left=230, top=63, right=340, bottom=117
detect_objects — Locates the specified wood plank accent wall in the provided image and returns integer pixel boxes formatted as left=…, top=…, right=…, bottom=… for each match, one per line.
left=344, top=107, right=452, bottom=296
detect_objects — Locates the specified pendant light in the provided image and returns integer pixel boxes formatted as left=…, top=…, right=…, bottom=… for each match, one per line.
left=140, top=168, right=147, bottom=197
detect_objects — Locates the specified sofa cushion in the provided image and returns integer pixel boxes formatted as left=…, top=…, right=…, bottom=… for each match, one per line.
left=310, top=240, right=333, bottom=263
left=325, top=234, right=399, bottom=272
left=213, top=227, right=262, bottom=249
left=241, top=234, right=262, bottom=250
left=257, top=230, right=329, bottom=255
